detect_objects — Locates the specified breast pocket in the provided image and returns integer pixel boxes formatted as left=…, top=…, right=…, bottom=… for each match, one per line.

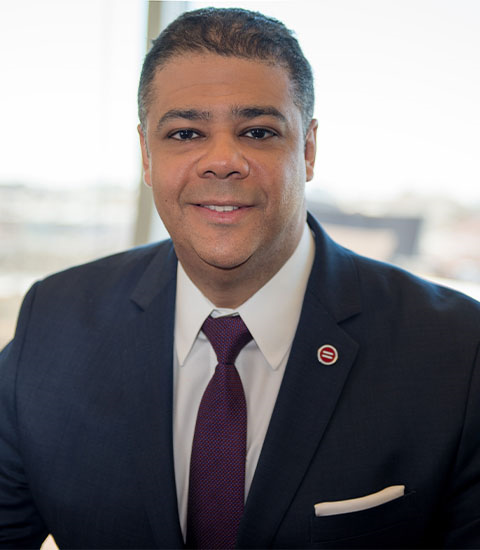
left=310, top=491, right=417, bottom=548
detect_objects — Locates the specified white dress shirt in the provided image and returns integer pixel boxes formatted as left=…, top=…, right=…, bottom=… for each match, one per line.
left=173, top=222, right=315, bottom=538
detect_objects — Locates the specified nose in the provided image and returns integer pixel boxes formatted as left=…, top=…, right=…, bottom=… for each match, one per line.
left=196, top=134, right=249, bottom=180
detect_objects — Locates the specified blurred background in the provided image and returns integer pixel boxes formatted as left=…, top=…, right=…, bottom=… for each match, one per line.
left=1, top=0, right=480, bottom=353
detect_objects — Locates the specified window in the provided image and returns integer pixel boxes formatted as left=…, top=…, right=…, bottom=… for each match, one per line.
left=0, top=0, right=147, bottom=347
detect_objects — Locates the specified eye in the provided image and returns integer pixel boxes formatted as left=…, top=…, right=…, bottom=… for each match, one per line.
left=242, top=128, right=277, bottom=140
left=169, top=129, right=201, bottom=141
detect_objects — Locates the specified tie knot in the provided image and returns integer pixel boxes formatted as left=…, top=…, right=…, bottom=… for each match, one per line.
left=202, top=315, right=253, bottom=366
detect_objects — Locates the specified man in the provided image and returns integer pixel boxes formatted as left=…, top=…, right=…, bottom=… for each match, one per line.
left=1, top=7, right=479, bottom=549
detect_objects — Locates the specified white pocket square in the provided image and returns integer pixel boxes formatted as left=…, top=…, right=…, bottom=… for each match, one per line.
left=314, top=485, right=405, bottom=517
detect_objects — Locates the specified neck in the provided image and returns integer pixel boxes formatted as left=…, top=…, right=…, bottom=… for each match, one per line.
left=189, top=266, right=270, bottom=309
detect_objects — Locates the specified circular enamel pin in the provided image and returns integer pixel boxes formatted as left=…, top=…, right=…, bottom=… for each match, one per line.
left=317, top=344, right=338, bottom=365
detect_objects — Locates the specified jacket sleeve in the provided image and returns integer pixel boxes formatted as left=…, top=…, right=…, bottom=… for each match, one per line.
left=442, top=340, right=480, bottom=548
left=0, top=283, right=49, bottom=548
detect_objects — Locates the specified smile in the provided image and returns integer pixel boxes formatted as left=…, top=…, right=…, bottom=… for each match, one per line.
left=202, top=205, right=241, bottom=212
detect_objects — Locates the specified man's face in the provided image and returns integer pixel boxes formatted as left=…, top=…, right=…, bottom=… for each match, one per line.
left=139, top=53, right=317, bottom=289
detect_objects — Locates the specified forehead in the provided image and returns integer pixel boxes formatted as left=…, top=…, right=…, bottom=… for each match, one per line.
left=146, top=53, right=299, bottom=120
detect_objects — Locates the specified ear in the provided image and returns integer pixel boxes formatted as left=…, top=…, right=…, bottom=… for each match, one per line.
left=138, top=124, right=152, bottom=187
left=304, top=119, right=318, bottom=182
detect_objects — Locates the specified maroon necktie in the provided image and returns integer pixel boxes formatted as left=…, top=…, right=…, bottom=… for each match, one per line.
left=186, top=315, right=253, bottom=549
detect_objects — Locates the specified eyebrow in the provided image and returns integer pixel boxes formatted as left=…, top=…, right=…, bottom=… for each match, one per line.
left=231, top=105, right=287, bottom=123
left=156, top=109, right=211, bottom=132
left=156, top=105, right=287, bottom=132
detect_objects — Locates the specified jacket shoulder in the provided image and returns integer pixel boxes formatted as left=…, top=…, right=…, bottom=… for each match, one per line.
left=37, top=239, right=174, bottom=299
left=350, top=250, right=480, bottom=335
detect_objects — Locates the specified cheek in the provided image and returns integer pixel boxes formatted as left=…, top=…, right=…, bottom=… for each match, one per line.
left=148, top=176, right=178, bottom=229
left=149, top=159, right=186, bottom=207
left=150, top=177, right=170, bottom=210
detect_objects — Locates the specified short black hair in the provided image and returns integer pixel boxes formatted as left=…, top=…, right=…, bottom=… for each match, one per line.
left=138, top=7, right=314, bottom=133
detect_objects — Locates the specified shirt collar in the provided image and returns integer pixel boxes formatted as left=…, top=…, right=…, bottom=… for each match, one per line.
left=174, top=222, right=315, bottom=369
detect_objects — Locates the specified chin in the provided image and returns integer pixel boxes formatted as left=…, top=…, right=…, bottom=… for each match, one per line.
left=204, top=258, right=249, bottom=272
left=200, top=250, right=252, bottom=272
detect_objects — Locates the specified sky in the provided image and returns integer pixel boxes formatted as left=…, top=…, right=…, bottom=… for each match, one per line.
left=0, top=0, right=479, bottom=205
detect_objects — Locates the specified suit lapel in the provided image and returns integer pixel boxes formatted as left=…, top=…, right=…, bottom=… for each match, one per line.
left=121, top=242, right=184, bottom=548
left=238, top=216, right=362, bottom=548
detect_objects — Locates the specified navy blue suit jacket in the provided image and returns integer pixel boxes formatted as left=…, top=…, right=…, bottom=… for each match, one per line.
left=1, top=214, right=480, bottom=548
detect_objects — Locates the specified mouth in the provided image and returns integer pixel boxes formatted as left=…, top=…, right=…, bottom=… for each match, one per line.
left=201, top=205, right=241, bottom=212
left=193, top=202, right=252, bottom=222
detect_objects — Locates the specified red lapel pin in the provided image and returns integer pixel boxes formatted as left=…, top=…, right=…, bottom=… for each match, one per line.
left=317, top=344, right=338, bottom=365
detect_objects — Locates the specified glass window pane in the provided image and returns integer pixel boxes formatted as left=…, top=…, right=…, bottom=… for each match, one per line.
left=0, top=0, right=147, bottom=347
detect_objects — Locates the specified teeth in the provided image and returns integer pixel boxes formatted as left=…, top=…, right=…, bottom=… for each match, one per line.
left=204, top=205, right=240, bottom=212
